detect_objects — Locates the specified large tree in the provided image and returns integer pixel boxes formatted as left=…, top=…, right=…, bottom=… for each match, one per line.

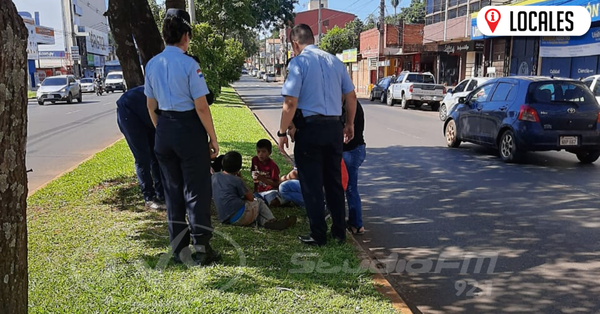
left=319, top=26, right=352, bottom=55
left=0, top=1, right=29, bottom=313
left=106, top=0, right=164, bottom=88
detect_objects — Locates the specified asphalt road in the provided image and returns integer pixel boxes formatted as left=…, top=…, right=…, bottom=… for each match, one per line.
left=27, top=91, right=123, bottom=193
left=233, top=74, right=600, bottom=314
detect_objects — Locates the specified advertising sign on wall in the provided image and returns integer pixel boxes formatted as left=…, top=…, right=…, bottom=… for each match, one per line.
left=342, top=48, right=358, bottom=63
left=83, top=27, right=109, bottom=56
left=540, top=27, right=600, bottom=57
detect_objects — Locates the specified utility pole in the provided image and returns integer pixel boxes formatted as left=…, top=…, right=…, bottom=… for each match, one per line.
left=376, top=0, right=384, bottom=83
left=317, top=0, right=322, bottom=45
left=187, top=0, right=196, bottom=24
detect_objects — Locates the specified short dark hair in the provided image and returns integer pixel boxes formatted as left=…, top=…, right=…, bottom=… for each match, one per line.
left=256, top=139, right=272, bottom=153
left=290, top=24, right=315, bottom=45
left=222, top=151, right=242, bottom=173
left=162, top=16, right=191, bottom=45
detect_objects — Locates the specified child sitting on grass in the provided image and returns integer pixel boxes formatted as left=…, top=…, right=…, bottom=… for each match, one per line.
left=212, top=151, right=295, bottom=230
left=251, top=139, right=283, bottom=206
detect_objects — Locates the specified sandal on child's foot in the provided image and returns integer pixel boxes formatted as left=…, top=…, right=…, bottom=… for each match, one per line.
left=347, top=225, right=365, bottom=235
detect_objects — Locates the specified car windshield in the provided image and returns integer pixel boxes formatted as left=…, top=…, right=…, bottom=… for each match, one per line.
left=405, top=74, right=435, bottom=84
left=80, top=78, right=93, bottom=83
left=107, top=74, right=123, bottom=80
left=42, top=77, right=67, bottom=86
left=529, top=82, right=597, bottom=105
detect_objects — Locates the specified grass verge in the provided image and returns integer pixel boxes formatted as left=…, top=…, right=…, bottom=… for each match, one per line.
left=27, top=87, right=399, bottom=313
left=28, top=90, right=36, bottom=99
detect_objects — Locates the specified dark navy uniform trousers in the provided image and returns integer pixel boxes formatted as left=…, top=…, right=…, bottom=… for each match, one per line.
left=294, top=118, right=346, bottom=244
left=117, top=106, right=164, bottom=202
left=154, top=110, right=213, bottom=255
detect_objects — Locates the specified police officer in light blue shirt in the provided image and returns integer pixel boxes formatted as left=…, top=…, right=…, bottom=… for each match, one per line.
left=278, top=24, right=357, bottom=246
left=144, top=9, right=220, bottom=265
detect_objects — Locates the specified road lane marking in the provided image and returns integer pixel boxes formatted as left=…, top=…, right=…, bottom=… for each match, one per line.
left=386, top=128, right=422, bottom=139
left=66, top=110, right=82, bottom=115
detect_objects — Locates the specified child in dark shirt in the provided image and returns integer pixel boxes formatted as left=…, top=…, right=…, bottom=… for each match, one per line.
left=212, top=151, right=295, bottom=230
left=251, top=139, right=283, bottom=206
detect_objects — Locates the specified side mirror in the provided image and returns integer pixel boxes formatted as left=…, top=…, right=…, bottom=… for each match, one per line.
left=36, top=83, right=41, bottom=87
left=447, top=88, right=453, bottom=94
left=458, top=97, right=466, bottom=104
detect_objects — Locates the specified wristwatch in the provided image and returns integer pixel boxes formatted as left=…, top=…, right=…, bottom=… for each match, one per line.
left=277, top=130, right=287, bottom=137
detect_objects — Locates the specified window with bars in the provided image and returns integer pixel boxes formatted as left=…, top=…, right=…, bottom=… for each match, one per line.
left=448, top=8, right=457, bottom=19
left=458, top=5, right=468, bottom=16
left=470, top=1, right=480, bottom=13
left=449, top=0, right=458, bottom=7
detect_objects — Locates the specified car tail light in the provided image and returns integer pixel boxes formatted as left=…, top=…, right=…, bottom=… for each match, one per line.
left=518, top=105, right=540, bottom=122
left=442, top=86, right=447, bottom=94
left=409, top=84, right=413, bottom=93
left=597, top=112, right=600, bottom=123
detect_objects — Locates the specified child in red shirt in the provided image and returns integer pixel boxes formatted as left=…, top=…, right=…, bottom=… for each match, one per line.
left=251, top=139, right=282, bottom=206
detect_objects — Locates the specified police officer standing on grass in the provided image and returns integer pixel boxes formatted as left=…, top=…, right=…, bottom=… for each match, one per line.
left=278, top=24, right=357, bottom=246
left=116, top=86, right=165, bottom=211
left=144, top=9, right=221, bottom=265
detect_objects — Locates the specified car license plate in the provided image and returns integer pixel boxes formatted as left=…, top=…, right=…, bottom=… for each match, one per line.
left=560, top=136, right=578, bottom=146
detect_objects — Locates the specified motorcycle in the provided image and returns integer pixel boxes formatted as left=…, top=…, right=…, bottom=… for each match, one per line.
left=95, top=80, right=104, bottom=96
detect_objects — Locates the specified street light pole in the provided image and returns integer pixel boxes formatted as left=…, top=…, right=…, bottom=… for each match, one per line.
left=187, top=0, right=196, bottom=24
left=317, top=0, right=322, bottom=45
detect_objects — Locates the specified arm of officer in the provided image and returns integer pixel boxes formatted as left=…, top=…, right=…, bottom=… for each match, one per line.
left=147, top=98, right=159, bottom=127
left=194, top=96, right=219, bottom=158
left=341, top=64, right=357, bottom=143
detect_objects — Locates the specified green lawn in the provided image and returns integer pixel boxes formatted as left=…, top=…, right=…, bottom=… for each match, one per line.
left=28, top=90, right=36, bottom=99
left=27, top=87, right=399, bottom=313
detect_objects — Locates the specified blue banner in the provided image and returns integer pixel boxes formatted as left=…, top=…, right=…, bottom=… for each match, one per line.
left=540, top=57, right=572, bottom=76
left=570, top=56, right=598, bottom=78
left=540, top=26, right=600, bottom=57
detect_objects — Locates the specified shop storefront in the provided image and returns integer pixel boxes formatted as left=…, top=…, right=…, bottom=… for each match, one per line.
left=437, top=41, right=484, bottom=85
left=510, top=37, right=539, bottom=76
left=540, top=27, right=600, bottom=79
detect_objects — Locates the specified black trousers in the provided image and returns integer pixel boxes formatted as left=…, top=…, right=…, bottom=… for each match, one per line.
left=154, top=110, right=213, bottom=255
left=117, top=107, right=164, bottom=201
left=294, top=120, right=346, bottom=244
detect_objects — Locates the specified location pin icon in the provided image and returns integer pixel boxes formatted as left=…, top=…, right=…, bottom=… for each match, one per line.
left=485, top=9, right=501, bottom=33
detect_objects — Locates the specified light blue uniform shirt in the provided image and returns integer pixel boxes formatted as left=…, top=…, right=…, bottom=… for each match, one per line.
left=281, top=45, right=354, bottom=117
left=144, top=46, right=210, bottom=112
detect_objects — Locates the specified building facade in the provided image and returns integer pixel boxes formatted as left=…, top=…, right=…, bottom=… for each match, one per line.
left=285, top=8, right=356, bottom=43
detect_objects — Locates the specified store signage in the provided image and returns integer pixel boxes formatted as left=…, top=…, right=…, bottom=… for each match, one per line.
left=540, top=26, right=600, bottom=57
left=82, top=27, right=109, bottom=56
left=438, top=41, right=484, bottom=54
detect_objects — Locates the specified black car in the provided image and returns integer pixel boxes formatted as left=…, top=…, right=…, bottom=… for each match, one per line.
left=370, top=76, right=393, bottom=103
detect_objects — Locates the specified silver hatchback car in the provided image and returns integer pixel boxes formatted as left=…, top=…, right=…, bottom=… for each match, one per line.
left=37, top=75, right=82, bottom=105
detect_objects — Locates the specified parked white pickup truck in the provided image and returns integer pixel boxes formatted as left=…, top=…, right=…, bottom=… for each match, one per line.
left=386, top=71, right=446, bottom=110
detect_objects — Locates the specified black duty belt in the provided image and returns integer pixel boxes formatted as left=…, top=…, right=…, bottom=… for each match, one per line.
left=304, top=115, right=342, bottom=124
left=158, top=109, right=196, bottom=119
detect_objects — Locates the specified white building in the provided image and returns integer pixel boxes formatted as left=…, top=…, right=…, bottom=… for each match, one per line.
left=307, top=0, right=328, bottom=10
left=14, top=0, right=110, bottom=78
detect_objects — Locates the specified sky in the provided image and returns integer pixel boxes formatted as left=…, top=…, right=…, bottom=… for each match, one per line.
left=295, top=0, right=408, bottom=20
left=13, top=0, right=65, bottom=51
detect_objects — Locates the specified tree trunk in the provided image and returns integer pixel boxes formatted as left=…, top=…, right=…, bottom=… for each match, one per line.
left=166, top=0, right=186, bottom=10
left=0, top=1, right=29, bottom=314
left=106, top=0, right=144, bottom=88
left=129, top=0, right=165, bottom=67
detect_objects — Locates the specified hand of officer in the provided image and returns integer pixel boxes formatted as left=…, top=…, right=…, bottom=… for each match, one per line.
left=209, top=140, right=219, bottom=160
left=288, top=126, right=296, bottom=142
left=278, top=134, right=289, bottom=154
left=343, top=123, right=355, bottom=144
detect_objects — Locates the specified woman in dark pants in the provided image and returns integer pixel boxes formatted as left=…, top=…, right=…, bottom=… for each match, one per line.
left=344, top=101, right=366, bottom=235
left=144, top=9, right=220, bottom=265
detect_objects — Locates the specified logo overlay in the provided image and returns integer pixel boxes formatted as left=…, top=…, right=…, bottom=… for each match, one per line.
left=477, top=6, right=591, bottom=36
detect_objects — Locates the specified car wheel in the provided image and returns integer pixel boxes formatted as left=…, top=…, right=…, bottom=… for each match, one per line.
left=445, top=119, right=461, bottom=148
left=38, top=100, right=44, bottom=106
left=380, top=92, right=386, bottom=103
left=431, top=102, right=440, bottom=112
left=576, top=151, right=600, bottom=164
left=386, top=93, right=394, bottom=106
left=66, top=93, right=73, bottom=104
left=401, top=94, right=408, bottom=109
left=439, top=104, right=447, bottom=121
left=369, top=91, right=375, bottom=101
left=499, top=130, right=522, bottom=163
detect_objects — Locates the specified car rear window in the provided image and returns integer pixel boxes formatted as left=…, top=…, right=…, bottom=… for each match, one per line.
left=107, top=74, right=123, bottom=80
left=528, top=81, right=597, bottom=105
left=405, top=74, right=435, bottom=84
left=81, top=78, right=93, bottom=83
left=42, top=77, right=67, bottom=86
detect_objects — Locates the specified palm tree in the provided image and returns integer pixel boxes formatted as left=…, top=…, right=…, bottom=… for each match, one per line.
left=391, top=0, right=399, bottom=20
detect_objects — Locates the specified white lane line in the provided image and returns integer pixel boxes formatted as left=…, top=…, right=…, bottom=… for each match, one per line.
left=66, top=110, right=82, bottom=115
left=386, top=127, right=423, bottom=139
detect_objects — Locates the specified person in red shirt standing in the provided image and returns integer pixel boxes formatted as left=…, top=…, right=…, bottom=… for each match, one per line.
left=251, top=139, right=282, bottom=206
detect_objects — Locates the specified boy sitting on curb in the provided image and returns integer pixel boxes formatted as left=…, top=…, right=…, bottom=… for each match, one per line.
left=212, top=151, right=295, bottom=230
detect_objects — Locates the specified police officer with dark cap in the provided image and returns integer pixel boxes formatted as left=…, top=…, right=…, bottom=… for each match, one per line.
left=144, top=8, right=221, bottom=265
left=278, top=24, right=357, bottom=246
left=116, top=86, right=165, bottom=210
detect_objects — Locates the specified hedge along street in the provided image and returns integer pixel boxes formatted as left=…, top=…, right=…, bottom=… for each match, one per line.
left=26, top=87, right=399, bottom=313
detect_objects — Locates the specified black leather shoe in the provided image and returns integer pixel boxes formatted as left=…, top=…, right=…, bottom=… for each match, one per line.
left=298, top=235, right=325, bottom=246
left=195, top=249, right=222, bottom=266
left=330, top=233, right=346, bottom=245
